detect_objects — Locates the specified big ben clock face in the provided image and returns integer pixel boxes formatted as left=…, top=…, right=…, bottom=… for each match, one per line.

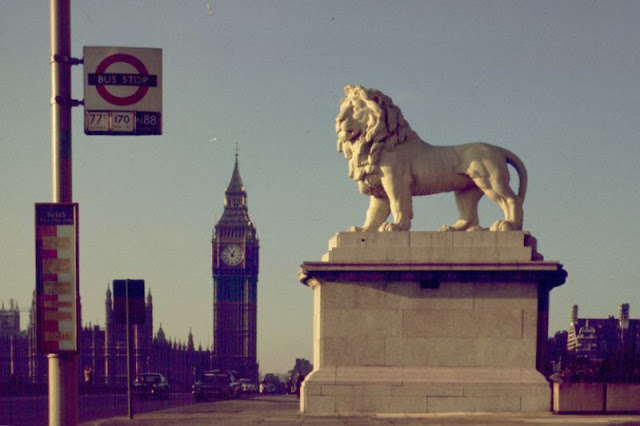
left=221, top=244, right=244, bottom=266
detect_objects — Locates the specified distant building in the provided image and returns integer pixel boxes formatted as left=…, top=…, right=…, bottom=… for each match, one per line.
left=0, top=300, right=20, bottom=336
left=2, top=157, right=262, bottom=392
left=563, top=303, right=640, bottom=382
left=567, top=304, right=637, bottom=361
left=0, top=300, right=29, bottom=393
left=99, top=286, right=155, bottom=385
left=211, top=154, right=259, bottom=382
left=1, top=291, right=211, bottom=393
left=85, top=287, right=211, bottom=390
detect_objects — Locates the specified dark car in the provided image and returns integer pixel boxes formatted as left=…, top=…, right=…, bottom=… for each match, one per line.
left=192, top=371, right=236, bottom=402
left=225, top=370, right=243, bottom=399
left=133, top=373, right=170, bottom=399
left=238, top=378, right=257, bottom=393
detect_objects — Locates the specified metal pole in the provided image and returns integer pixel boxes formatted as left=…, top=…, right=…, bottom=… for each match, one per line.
left=51, top=0, right=72, bottom=202
left=50, top=1, right=77, bottom=425
left=126, top=280, right=134, bottom=419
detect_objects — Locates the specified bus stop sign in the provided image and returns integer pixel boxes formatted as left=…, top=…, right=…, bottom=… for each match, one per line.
left=84, top=46, right=162, bottom=136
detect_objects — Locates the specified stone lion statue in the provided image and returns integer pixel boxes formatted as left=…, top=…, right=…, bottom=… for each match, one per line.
left=336, top=85, right=527, bottom=232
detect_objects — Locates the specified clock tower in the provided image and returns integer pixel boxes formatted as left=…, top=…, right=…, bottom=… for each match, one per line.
left=211, top=154, right=259, bottom=381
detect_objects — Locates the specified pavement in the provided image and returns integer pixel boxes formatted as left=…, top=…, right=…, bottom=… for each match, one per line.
left=80, top=395, right=640, bottom=426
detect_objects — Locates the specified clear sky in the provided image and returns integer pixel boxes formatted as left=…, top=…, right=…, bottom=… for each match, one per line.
left=2, top=1, right=639, bottom=375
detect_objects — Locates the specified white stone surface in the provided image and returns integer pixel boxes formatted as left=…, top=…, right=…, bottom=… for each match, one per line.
left=303, top=276, right=550, bottom=413
left=300, top=231, right=562, bottom=415
left=605, top=384, right=640, bottom=412
left=313, top=280, right=538, bottom=369
left=336, top=85, right=527, bottom=232
left=553, top=383, right=605, bottom=413
left=302, top=366, right=550, bottom=414
left=324, top=231, right=542, bottom=262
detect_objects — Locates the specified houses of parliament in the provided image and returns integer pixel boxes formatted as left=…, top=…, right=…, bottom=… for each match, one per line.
left=0, top=156, right=259, bottom=392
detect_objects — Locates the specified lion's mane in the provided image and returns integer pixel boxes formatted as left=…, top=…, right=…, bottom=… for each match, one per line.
left=336, top=85, right=418, bottom=177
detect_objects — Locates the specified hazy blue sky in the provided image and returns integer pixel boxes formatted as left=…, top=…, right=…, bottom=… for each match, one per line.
left=2, top=1, right=639, bottom=375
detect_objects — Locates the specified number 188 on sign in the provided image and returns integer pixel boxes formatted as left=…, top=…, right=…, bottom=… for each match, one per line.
left=84, top=111, right=161, bottom=136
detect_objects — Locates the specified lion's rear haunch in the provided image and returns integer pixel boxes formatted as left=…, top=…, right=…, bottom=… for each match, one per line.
left=504, top=149, right=528, bottom=201
left=336, top=84, right=527, bottom=232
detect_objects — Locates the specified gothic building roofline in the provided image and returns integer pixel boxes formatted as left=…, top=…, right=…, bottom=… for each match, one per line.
left=225, top=152, right=245, bottom=195
left=214, top=153, right=257, bottom=233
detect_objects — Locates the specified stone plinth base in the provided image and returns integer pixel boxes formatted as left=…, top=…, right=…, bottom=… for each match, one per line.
left=303, top=366, right=549, bottom=414
left=553, top=383, right=605, bottom=413
left=553, top=383, right=640, bottom=413
left=299, top=231, right=566, bottom=415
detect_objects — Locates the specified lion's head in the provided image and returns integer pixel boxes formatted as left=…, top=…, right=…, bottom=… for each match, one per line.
left=335, top=85, right=416, bottom=189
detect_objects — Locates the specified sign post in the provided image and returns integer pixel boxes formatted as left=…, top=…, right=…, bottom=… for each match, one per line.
left=83, top=46, right=162, bottom=135
left=49, top=1, right=79, bottom=424
left=113, top=279, right=145, bottom=419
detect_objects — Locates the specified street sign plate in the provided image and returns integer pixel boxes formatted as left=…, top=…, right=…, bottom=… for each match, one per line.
left=113, top=279, right=146, bottom=325
left=83, top=46, right=162, bottom=136
left=35, top=203, right=79, bottom=354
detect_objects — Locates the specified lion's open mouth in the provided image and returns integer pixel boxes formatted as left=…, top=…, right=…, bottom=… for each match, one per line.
left=342, top=129, right=360, bottom=141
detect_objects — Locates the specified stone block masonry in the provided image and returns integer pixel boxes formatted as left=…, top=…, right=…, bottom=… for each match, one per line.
left=299, top=231, right=566, bottom=415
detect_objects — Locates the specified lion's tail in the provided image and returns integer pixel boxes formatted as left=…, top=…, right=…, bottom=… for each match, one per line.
left=505, top=149, right=528, bottom=202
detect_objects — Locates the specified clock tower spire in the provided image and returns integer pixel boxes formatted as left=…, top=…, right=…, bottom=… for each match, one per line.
left=211, top=153, right=259, bottom=382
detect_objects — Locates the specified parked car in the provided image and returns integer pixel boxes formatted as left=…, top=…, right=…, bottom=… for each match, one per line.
left=238, top=378, right=258, bottom=393
left=259, top=383, right=276, bottom=394
left=133, top=373, right=170, bottom=399
left=192, top=371, right=240, bottom=402
left=225, top=370, right=243, bottom=398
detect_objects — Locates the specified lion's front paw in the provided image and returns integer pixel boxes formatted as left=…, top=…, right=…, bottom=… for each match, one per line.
left=379, top=222, right=410, bottom=232
left=349, top=226, right=364, bottom=232
left=378, top=223, right=393, bottom=232
left=379, top=223, right=401, bottom=232
left=489, top=220, right=519, bottom=231
left=440, top=220, right=480, bottom=232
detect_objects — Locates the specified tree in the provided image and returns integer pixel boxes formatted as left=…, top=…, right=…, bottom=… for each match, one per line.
left=289, top=358, right=312, bottom=377
left=546, top=331, right=568, bottom=377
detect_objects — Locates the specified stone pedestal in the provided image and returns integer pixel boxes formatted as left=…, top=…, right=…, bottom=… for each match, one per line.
left=299, top=231, right=566, bottom=415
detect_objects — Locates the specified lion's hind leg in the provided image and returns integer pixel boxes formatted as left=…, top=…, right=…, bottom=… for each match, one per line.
left=489, top=198, right=523, bottom=231
left=440, top=187, right=483, bottom=232
left=477, top=177, right=523, bottom=231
